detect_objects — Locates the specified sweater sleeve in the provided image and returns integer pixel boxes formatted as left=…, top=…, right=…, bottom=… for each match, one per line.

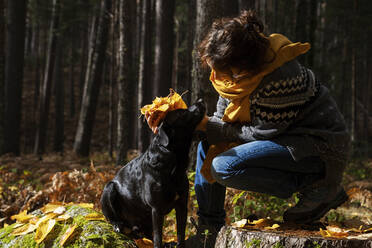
left=206, top=116, right=290, bottom=144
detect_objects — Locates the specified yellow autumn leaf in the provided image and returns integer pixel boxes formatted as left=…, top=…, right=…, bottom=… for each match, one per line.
left=12, top=223, right=37, bottom=236
left=231, top=219, right=248, bottom=228
left=67, top=202, right=94, bottom=209
left=135, top=238, right=154, bottom=248
left=248, top=218, right=266, bottom=225
left=55, top=214, right=71, bottom=222
left=29, top=216, right=40, bottom=225
left=59, top=224, right=77, bottom=247
left=319, top=228, right=332, bottom=237
left=84, top=212, right=105, bottom=221
left=326, top=225, right=349, bottom=238
left=140, top=89, right=187, bottom=116
left=35, top=213, right=58, bottom=227
left=264, top=223, right=280, bottom=230
left=35, top=219, right=56, bottom=244
left=40, top=203, right=64, bottom=214
left=10, top=210, right=35, bottom=223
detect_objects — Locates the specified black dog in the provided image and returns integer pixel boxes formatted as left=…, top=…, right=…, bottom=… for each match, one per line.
left=100, top=100, right=206, bottom=248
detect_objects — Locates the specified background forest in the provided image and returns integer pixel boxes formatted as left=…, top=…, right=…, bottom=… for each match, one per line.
left=0, top=0, right=372, bottom=246
left=1, top=0, right=372, bottom=160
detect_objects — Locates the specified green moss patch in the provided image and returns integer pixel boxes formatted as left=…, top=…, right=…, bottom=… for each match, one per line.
left=0, top=204, right=136, bottom=248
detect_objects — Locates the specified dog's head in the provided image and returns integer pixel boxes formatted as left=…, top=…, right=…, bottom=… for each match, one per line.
left=156, top=99, right=206, bottom=148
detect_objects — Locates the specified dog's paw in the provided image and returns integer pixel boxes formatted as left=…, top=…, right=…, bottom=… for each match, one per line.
left=112, top=224, right=121, bottom=233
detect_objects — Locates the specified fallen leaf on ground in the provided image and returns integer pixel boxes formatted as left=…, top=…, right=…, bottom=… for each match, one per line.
left=12, top=223, right=37, bottom=236
left=231, top=219, right=248, bottom=228
left=59, top=224, right=77, bottom=246
left=10, top=210, right=35, bottom=223
left=40, top=203, right=64, bottom=214
left=35, top=219, right=56, bottom=244
left=135, top=238, right=153, bottom=248
left=264, top=223, right=280, bottom=230
left=84, top=212, right=105, bottom=221
left=55, top=214, right=71, bottom=222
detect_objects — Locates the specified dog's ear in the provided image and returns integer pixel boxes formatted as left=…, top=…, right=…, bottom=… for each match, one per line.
left=157, top=123, right=169, bottom=147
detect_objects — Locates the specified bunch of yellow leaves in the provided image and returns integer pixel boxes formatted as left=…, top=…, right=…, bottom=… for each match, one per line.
left=9, top=202, right=99, bottom=246
left=140, top=89, right=187, bottom=133
left=319, top=225, right=372, bottom=239
left=231, top=218, right=280, bottom=231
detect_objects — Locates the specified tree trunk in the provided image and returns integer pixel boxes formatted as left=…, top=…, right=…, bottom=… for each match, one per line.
left=53, top=38, right=64, bottom=153
left=223, top=0, right=239, bottom=17
left=153, top=0, right=175, bottom=97
left=69, top=41, right=76, bottom=118
left=239, top=0, right=255, bottom=11
left=189, top=0, right=222, bottom=170
left=2, top=0, right=27, bottom=155
left=116, top=0, right=136, bottom=165
left=192, top=0, right=222, bottom=114
left=295, top=0, right=308, bottom=65
left=73, top=0, right=112, bottom=156
left=137, top=0, right=153, bottom=153
left=307, top=0, right=317, bottom=68
left=34, top=0, right=60, bottom=155
left=0, top=0, right=5, bottom=153
left=215, top=226, right=372, bottom=248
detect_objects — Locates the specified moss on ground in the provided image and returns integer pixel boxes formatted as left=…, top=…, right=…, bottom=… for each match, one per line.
left=0, top=205, right=136, bottom=248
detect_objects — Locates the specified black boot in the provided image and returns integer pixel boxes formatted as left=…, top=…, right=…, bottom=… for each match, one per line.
left=283, top=185, right=348, bottom=224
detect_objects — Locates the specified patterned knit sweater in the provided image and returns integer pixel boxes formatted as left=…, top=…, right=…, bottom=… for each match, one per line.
left=205, top=59, right=350, bottom=186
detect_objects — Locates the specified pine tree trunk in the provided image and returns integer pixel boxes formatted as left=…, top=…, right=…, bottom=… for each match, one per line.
left=0, top=0, right=5, bottom=154
left=153, top=0, right=175, bottom=97
left=116, top=0, right=135, bottom=165
left=239, top=0, right=255, bottom=11
left=137, top=0, right=153, bottom=153
left=295, top=0, right=308, bottom=65
left=73, top=0, right=112, bottom=156
left=223, top=0, right=239, bottom=17
left=307, top=0, right=318, bottom=68
left=34, top=0, right=60, bottom=155
left=184, top=0, right=196, bottom=105
left=189, top=0, right=222, bottom=170
left=69, top=42, right=76, bottom=118
left=53, top=38, right=64, bottom=153
left=3, top=0, right=27, bottom=155
left=191, top=0, right=222, bottom=114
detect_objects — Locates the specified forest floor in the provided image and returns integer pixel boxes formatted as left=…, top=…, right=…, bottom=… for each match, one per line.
left=0, top=151, right=371, bottom=244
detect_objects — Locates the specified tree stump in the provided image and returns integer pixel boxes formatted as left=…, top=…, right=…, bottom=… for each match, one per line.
left=215, top=226, right=372, bottom=248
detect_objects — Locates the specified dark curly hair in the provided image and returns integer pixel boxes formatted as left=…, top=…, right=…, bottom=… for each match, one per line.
left=198, top=10, right=271, bottom=73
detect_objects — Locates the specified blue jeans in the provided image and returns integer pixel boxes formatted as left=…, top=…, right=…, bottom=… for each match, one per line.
left=194, top=140, right=324, bottom=228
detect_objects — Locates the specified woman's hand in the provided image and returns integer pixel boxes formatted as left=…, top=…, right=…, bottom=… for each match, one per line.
left=145, top=111, right=162, bottom=134
left=195, top=115, right=209, bottom=132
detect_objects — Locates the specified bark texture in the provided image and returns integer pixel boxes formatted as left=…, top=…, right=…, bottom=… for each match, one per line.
left=34, top=0, right=60, bottom=155
left=215, top=226, right=372, bottom=248
left=74, top=0, right=112, bottom=156
left=153, top=0, right=175, bottom=97
left=3, top=0, right=27, bottom=155
left=116, top=0, right=135, bottom=165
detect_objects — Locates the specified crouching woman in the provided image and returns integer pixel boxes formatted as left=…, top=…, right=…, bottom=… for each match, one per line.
left=189, top=9, right=350, bottom=248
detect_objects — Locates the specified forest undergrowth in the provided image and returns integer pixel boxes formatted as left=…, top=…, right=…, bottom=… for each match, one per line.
left=0, top=151, right=371, bottom=244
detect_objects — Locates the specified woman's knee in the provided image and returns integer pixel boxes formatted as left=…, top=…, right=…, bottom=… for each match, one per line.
left=211, top=156, right=229, bottom=183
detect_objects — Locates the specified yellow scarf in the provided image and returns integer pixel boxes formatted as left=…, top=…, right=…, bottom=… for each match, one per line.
left=201, top=33, right=310, bottom=183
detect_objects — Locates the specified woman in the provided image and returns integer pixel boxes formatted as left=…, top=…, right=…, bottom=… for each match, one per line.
left=186, top=10, right=350, bottom=247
